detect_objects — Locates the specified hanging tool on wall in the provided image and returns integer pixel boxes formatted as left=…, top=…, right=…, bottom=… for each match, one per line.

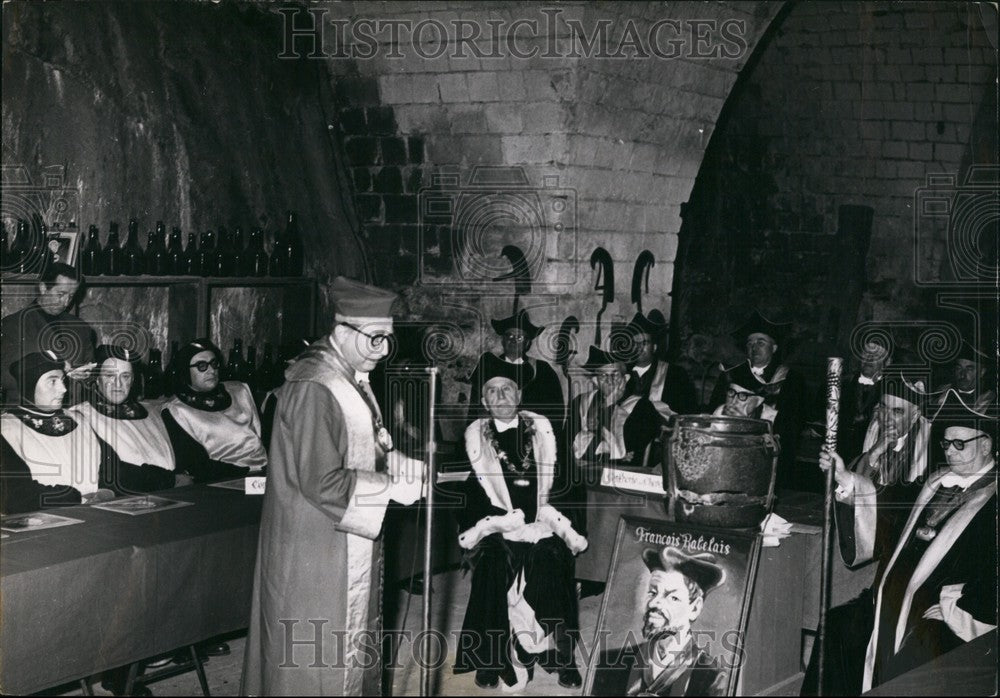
left=630, top=250, right=655, bottom=315
left=492, top=244, right=531, bottom=314
left=590, top=247, right=614, bottom=347
left=554, top=315, right=580, bottom=407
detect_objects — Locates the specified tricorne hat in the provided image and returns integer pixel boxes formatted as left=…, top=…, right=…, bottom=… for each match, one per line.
left=490, top=309, right=543, bottom=341
left=581, top=345, right=625, bottom=372
left=731, top=310, right=791, bottom=346
left=642, top=546, right=726, bottom=595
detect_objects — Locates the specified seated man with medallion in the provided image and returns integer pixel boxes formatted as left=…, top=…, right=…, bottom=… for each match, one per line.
left=454, top=353, right=587, bottom=691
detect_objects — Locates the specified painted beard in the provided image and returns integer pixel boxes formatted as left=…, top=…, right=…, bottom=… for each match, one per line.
left=642, top=609, right=682, bottom=642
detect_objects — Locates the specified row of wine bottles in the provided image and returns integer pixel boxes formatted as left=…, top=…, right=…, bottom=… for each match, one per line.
left=1, top=211, right=305, bottom=278
left=81, top=212, right=304, bottom=278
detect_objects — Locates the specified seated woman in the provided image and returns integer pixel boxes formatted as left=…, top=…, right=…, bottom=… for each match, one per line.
left=162, top=339, right=267, bottom=481
left=455, top=353, right=587, bottom=691
left=1, top=351, right=174, bottom=515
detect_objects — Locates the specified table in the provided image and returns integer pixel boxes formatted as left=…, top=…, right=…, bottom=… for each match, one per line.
left=573, top=485, right=875, bottom=695
left=0, top=485, right=263, bottom=695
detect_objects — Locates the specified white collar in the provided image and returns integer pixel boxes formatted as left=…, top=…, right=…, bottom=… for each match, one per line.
left=892, top=433, right=909, bottom=453
left=939, top=460, right=995, bottom=490
left=858, top=375, right=877, bottom=386
left=633, top=363, right=652, bottom=377
left=493, top=416, right=519, bottom=433
left=503, top=355, right=525, bottom=365
left=749, top=362, right=769, bottom=377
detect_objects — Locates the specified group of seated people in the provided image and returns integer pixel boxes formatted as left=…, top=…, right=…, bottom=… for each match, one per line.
left=1, top=338, right=267, bottom=516
left=1, top=285, right=269, bottom=696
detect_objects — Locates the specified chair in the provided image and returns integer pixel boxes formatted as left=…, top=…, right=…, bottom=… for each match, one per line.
left=123, top=645, right=211, bottom=696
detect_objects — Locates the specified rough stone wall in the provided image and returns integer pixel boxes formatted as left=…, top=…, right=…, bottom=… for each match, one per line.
left=673, top=0, right=997, bottom=381
left=317, top=1, right=782, bottom=403
left=2, top=1, right=365, bottom=351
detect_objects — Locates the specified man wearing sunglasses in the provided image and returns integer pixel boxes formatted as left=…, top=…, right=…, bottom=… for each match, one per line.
left=242, top=276, right=426, bottom=697
left=807, top=386, right=997, bottom=694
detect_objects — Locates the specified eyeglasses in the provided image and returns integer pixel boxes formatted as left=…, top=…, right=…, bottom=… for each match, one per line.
left=940, top=434, right=988, bottom=452
left=342, top=322, right=392, bottom=350
left=189, top=359, right=221, bottom=372
left=726, top=388, right=756, bottom=402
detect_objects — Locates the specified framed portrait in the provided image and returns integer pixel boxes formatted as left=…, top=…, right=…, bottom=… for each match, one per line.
left=45, top=228, right=80, bottom=267
left=584, top=516, right=762, bottom=697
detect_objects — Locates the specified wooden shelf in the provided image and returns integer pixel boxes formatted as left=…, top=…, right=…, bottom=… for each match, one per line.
left=1, top=273, right=310, bottom=287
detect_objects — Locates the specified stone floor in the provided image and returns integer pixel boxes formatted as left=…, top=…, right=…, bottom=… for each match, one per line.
left=45, top=569, right=607, bottom=697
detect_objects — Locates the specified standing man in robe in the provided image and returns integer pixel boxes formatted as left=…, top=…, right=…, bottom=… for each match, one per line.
left=467, top=309, right=565, bottom=432
left=838, top=339, right=893, bottom=464
left=241, top=277, right=425, bottom=697
left=710, top=310, right=806, bottom=490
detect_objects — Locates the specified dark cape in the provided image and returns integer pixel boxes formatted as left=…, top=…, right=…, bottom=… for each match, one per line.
left=803, top=467, right=997, bottom=695
left=838, top=374, right=884, bottom=464
left=626, top=359, right=698, bottom=416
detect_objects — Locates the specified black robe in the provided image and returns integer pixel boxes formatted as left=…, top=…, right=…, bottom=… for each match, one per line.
left=625, top=359, right=698, bottom=416
left=710, top=361, right=806, bottom=491
left=838, top=374, right=884, bottom=464
left=803, top=468, right=996, bottom=694
left=455, top=418, right=580, bottom=686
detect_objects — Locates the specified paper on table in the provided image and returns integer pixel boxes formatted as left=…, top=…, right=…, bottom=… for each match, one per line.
left=760, top=512, right=794, bottom=548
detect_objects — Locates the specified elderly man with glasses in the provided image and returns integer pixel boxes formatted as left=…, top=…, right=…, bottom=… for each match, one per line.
left=804, top=382, right=997, bottom=695
left=241, top=276, right=426, bottom=697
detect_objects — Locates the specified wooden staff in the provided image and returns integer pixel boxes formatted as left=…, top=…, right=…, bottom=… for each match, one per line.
left=817, top=357, right=843, bottom=696
left=420, top=366, right=438, bottom=697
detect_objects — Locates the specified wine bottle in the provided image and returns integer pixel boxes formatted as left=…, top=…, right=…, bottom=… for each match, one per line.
left=242, top=226, right=268, bottom=277
left=170, top=340, right=180, bottom=368
left=182, top=232, right=201, bottom=276
left=231, top=226, right=246, bottom=277
left=198, top=229, right=217, bottom=277
left=145, top=221, right=169, bottom=275
left=267, top=227, right=284, bottom=277
left=80, top=225, right=104, bottom=276
left=283, top=211, right=304, bottom=276
left=259, top=342, right=278, bottom=391
left=227, top=339, right=249, bottom=383
left=124, top=218, right=145, bottom=276
left=144, top=348, right=164, bottom=399
left=103, top=222, right=124, bottom=276
left=167, top=226, right=185, bottom=275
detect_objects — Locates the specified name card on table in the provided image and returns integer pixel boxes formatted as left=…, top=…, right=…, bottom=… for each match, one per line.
left=599, top=464, right=666, bottom=495
left=245, top=476, right=266, bottom=495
